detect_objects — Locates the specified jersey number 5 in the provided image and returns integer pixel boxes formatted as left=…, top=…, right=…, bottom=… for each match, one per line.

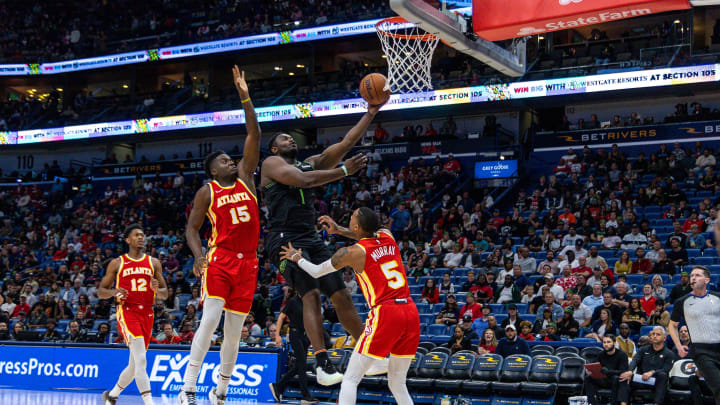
left=130, top=279, right=147, bottom=292
left=380, top=260, right=405, bottom=289
left=229, top=206, right=251, bottom=224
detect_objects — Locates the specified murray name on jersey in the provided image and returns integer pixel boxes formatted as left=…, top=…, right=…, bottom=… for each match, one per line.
left=370, top=244, right=397, bottom=262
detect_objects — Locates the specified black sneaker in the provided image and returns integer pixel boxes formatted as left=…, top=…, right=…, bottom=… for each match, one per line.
left=315, top=357, right=343, bottom=386
left=178, top=390, right=197, bottom=405
left=102, top=391, right=117, bottom=405
left=268, top=383, right=282, bottom=402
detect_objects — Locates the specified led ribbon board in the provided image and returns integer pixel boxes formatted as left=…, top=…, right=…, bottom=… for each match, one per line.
left=3, top=63, right=716, bottom=145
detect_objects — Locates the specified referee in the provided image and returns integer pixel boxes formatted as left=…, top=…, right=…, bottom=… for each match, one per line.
left=669, top=265, right=720, bottom=405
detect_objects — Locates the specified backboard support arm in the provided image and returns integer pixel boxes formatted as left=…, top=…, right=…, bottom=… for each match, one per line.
left=390, top=0, right=526, bottom=77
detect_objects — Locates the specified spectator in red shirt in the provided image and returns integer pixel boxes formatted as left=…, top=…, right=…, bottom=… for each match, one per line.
left=374, top=122, right=389, bottom=144
left=558, top=206, right=577, bottom=225
left=682, top=211, right=704, bottom=233
left=178, top=320, right=195, bottom=344
left=489, top=209, right=504, bottom=228
left=572, top=256, right=593, bottom=279
left=158, top=322, right=181, bottom=344
left=631, top=247, right=652, bottom=275
left=443, top=154, right=461, bottom=174
left=11, top=296, right=30, bottom=318
left=423, top=123, right=438, bottom=137
left=460, top=293, right=483, bottom=320
left=477, top=328, right=498, bottom=354
left=639, top=284, right=657, bottom=316
left=421, top=279, right=440, bottom=304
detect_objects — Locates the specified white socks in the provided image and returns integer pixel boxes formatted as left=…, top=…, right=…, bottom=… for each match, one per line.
left=182, top=298, right=225, bottom=392
left=216, top=311, right=246, bottom=397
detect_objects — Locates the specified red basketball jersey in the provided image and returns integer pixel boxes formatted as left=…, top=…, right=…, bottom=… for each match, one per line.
left=355, top=231, right=411, bottom=308
left=116, top=254, right=155, bottom=307
left=206, top=179, right=260, bottom=253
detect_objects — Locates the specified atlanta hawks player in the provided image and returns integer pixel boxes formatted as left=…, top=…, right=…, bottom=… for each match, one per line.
left=281, top=207, right=419, bottom=405
left=100, top=224, right=168, bottom=405
left=179, top=65, right=262, bottom=405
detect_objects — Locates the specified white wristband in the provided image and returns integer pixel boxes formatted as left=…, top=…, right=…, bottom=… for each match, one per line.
left=341, top=165, right=348, bottom=176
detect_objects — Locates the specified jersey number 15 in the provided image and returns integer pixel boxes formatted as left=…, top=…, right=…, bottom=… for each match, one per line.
left=229, top=206, right=251, bottom=224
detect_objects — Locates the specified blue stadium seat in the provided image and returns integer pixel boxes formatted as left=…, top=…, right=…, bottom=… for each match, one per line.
left=625, top=274, right=644, bottom=285
left=427, top=324, right=449, bottom=336
left=686, top=249, right=701, bottom=258
left=416, top=303, right=431, bottom=314
left=419, top=314, right=435, bottom=325
left=599, top=250, right=615, bottom=258
left=694, top=257, right=714, bottom=265
left=331, top=323, right=346, bottom=337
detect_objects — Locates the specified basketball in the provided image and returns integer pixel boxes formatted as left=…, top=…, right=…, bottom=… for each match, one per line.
left=359, top=73, right=391, bottom=105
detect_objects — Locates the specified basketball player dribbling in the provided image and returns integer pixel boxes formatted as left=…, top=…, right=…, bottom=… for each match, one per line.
left=178, top=66, right=262, bottom=405
left=280, top=208, right=420, bottom=405
left=100, top=224, right=168, bottom=405
left=261, top=100, right=386, bottom=385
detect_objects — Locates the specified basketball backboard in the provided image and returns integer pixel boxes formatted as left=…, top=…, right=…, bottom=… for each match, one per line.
left=389, top=0, right=526, bottom=77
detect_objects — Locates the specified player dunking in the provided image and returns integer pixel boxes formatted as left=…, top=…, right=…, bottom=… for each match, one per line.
left=280, top=208, right=420, bottom=405
left=178, top=66, right=261, bottom=405
left=100, top=224, right=168, bottom=405
left=261, top=101, right=386, bottom=385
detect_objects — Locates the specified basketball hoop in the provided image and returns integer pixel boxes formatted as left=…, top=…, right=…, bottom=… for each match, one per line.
left=376, top=16, right=440, bottom=93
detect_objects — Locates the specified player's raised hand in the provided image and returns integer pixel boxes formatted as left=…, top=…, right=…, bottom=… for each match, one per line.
left=193, top=256, right=208, bottom=278
left=150, top=278, right=160, bottom=292
left=115, top=287, right=128, bottom=301
left=232, top=65, right=250, bottom=100
left=280, top=242, right=303, bottom=263
left=318, top=215, right=339, bottom=234
left=343, top=153, right=368, bottom=176
left=367, top=98, right=388, bottom=115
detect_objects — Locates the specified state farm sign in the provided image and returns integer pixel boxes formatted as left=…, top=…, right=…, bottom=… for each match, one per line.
left=473, top=0, right=691, bottom=41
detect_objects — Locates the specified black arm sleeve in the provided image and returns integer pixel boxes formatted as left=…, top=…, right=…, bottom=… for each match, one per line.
left=670, top=296, right=685, bottom=323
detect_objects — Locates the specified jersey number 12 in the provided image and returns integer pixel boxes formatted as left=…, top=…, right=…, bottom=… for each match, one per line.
left=130, top=278, right=147, bottom=292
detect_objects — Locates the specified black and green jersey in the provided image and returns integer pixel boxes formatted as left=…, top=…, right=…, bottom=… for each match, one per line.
left=265, top=160, right=317, bottom=232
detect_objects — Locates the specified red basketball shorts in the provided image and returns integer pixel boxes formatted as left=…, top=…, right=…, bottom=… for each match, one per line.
left=202, top=247, right=259, bottom=314
left=355, top=301, right=421, bottom=359
left=117, top=303, right=154, bottom=349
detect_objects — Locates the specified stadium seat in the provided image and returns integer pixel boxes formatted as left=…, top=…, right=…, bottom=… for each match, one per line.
left=419, top=314, right=435, bottom=325
left=554, top=346, right=579, bottom=355
left=520, top=355, right=561, bottom=397
left=557, top=356, right=586, bottom=396
left=430, top=346, right=452, bottom=355
left=531, top=344, right=554, bottom=353
left=415, top=303, right=431, bottom=314
left=418, top=342, right=436, bottom=352
left=427, top=324, right=449, bottom=336
left=580, top=347, right=603, bottom=363
left=463, top=353, right=503, bottom=395
left=557, top=352, right=581, bottom=360
left=416, top=347, right=429, bottom=355
left=406, top=352, right=449, bottom=389
left=330, top=322, right=346, bottom=337
left=406, top=353, right=423, bottom=378
left=492, top=354, right=532, bottom=396
left=667, top=359, right=695, bottom=401
left=694, top=257, right=714, bottom=266
left=435, top=352, right=476, bottom=393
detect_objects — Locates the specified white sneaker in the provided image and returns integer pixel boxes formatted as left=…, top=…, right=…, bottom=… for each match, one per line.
left=366, top=357, right=389, bottom=376
left=209, top=388, right=225, bottom=405
left=316, top=361, right=344, bottom=386
left=178, top=390, right=197, bottom=405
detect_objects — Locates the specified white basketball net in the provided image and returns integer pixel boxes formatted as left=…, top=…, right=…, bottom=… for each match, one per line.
left=376, top=18, right=440, bottom=93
